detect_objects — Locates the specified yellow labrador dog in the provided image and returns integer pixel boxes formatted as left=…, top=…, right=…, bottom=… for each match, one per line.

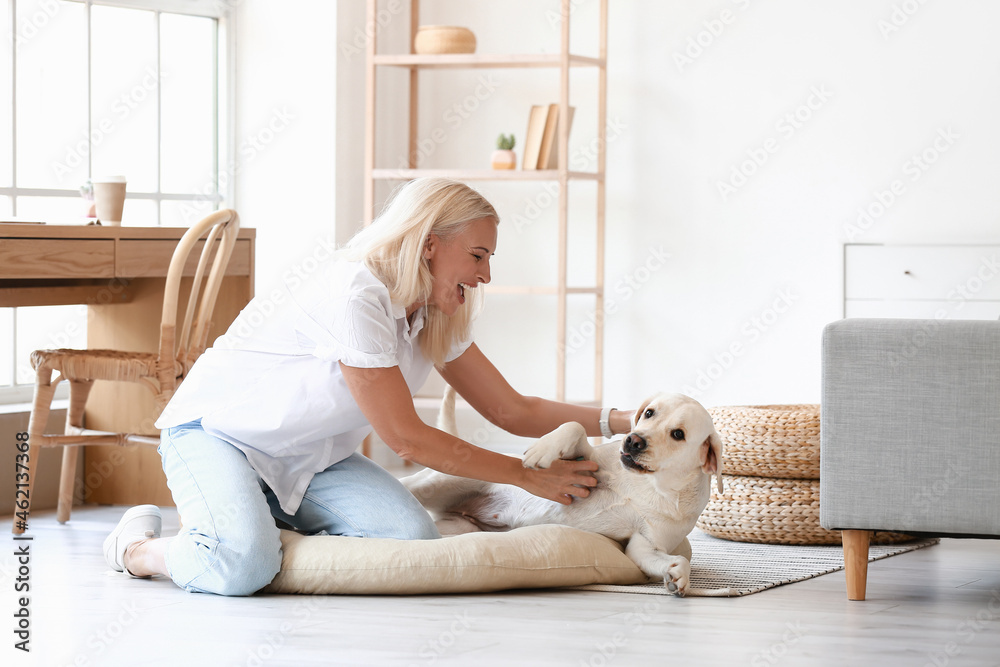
left=402, top=391, right=724, bottom=596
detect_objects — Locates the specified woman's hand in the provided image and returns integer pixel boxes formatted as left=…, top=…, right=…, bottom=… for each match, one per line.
left=518, top=458, right=599, bottom=505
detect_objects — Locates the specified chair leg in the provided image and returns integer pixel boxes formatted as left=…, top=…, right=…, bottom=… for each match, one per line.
left=56, top=448, right=79, bottom=524
left=843, top=529, right=871, bottom=601
left=13, top=367, right=58, bottom=535
left=57, top=379, right=94, bottom=524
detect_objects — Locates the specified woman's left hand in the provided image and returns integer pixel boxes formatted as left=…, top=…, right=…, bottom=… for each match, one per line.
left=516, top=458, right=599, bottom=505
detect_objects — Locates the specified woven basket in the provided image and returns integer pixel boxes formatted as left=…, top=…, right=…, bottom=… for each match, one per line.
left=413, top=25, right=477, bottom=55
left=697, top=475, right=913, bottom=546
left=707, top=404, right=821, bottom=479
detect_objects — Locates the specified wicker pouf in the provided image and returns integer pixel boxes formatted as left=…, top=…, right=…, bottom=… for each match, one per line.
left=697, top=475, right=839, bottom=544
left=698, top=404, right=912, bottom=546
left=707, top=404, right=820, bottom=479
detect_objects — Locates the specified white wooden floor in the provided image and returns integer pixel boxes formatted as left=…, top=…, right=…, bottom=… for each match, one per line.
left=3, top=504, right=1000, bottom=667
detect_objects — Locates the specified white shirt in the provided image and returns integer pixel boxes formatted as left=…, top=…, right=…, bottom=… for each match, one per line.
left=155, top=258, right=471, bottom=514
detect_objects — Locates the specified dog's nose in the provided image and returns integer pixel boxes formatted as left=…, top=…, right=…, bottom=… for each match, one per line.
left=623, top=433, right=647, bottom=455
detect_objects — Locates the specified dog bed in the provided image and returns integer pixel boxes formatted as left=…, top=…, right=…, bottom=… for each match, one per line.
left=262, top=524, right=681, bottom=595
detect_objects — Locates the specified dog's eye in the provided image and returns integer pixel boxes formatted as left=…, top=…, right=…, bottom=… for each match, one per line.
left=671, top=429, right=685, bottom=441
left=643, top=408, right=655, bottom=419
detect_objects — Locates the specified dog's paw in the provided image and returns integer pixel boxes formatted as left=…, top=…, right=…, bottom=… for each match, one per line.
left=522, top=422, right=588, bottom=469
left=522, top=443, right=560, bottom=470
left=661, top=556, right=690, bottom=597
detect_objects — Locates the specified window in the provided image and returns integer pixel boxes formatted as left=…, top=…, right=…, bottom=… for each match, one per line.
left=1, top=0, right=232, bottom=402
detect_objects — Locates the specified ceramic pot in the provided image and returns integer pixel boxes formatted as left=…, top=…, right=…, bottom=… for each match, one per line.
left=491, top=149, right=516, bottom=170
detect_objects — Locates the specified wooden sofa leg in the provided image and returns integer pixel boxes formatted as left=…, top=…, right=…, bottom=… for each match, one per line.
left=843, top=530, right=871, bottom=601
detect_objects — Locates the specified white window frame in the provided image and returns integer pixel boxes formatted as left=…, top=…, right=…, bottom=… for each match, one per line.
left=0, top=0, right=237, bottom=404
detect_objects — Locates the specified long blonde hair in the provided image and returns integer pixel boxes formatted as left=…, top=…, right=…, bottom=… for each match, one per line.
left=343, top=178, right=499, bottom=366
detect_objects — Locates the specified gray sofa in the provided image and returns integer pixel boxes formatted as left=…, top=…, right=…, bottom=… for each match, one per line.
left=820, top=318, right=1000, bottom=600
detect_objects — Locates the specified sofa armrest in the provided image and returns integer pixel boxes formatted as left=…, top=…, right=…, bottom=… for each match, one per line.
left=820, top=318, right=1000, bottom=536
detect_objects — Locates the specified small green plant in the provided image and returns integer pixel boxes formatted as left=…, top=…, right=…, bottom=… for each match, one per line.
left=496, top=133, right=515, bottom=150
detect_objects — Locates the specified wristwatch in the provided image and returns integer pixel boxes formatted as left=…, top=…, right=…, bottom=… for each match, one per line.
left=599, top=407, right=616, bottom=440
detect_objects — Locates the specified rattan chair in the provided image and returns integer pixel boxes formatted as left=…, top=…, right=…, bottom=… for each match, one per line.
left=12, top=209, right=241, bottom=534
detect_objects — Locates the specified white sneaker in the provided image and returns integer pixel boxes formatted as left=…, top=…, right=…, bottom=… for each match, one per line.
left=103, top=505, right=162, bottom=577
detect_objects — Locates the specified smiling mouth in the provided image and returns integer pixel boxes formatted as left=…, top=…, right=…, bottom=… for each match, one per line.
left=458, top=282, right=475, bottom=302
left=619, top=452, right=652, bottom=473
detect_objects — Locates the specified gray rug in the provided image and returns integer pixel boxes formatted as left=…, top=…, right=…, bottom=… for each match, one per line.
left=573, top=529, right=940, bottom=597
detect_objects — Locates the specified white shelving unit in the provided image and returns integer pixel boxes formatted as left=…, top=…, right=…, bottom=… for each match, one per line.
left=363, top=0, right=608, bottom=404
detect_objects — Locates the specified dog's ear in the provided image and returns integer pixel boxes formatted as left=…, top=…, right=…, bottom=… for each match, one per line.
left=700, top=431, right=724, bottom=494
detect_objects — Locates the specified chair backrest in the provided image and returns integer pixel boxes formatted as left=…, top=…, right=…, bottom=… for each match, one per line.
left=156, top=209, right=240, bottom=401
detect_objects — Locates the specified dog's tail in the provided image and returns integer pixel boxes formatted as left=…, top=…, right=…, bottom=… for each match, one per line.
left=437, top=383, right=459, bottom=437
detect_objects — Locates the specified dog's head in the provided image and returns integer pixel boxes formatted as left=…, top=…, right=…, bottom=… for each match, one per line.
left=619, top=392, right=724, bottom=494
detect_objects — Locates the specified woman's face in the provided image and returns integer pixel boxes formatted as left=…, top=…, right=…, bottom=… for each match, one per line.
left=423, top=217, right=497, bottom=316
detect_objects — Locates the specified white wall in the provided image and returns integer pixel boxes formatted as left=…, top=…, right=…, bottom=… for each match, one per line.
left=233, top=0, right=348, bottom=294
left=237, top=0, right=1000, bottom=416
left=602, top=0, right=1000, bottom=409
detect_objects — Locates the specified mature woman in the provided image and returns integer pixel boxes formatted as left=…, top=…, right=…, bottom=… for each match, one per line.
left=103, top=178, right=634, bottom=596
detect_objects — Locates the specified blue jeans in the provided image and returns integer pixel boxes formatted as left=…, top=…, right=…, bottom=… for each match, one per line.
left=158, top=419, right=439, bottom=596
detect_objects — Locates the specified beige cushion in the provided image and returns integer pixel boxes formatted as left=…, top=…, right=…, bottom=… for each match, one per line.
left=263, top=524, right=655, bottom=595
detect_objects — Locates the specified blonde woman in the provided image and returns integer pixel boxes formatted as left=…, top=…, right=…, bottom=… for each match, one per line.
left=103, top=178, right=634, bottom=596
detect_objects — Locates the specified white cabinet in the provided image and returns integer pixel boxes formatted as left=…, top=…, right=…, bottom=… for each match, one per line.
left=844, top=244, right=1000, bottom=319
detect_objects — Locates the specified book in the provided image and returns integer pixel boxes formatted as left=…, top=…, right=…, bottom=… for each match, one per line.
left=537, top=103, right=575, bottom=170
left=521, top=104, right=549, bottom=170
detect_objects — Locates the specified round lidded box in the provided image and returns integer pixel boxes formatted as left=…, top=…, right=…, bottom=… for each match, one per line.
left=413, top=25, right=477, bottom=55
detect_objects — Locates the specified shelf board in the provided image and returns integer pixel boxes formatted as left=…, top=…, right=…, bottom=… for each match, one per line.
left=373, top=53, right=604, bottom=69
left=372, top=169, right=601, bottom=182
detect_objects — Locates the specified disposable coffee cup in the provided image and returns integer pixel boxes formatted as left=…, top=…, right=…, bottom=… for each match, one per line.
left=92, top=175, right=127, bottom=226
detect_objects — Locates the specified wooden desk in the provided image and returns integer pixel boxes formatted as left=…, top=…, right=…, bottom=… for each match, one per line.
left=0, top=223, right=255, bottom=506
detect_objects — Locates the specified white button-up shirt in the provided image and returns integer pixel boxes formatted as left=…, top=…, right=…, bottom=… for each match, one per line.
left=155, top=258, right=470, bottom=514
